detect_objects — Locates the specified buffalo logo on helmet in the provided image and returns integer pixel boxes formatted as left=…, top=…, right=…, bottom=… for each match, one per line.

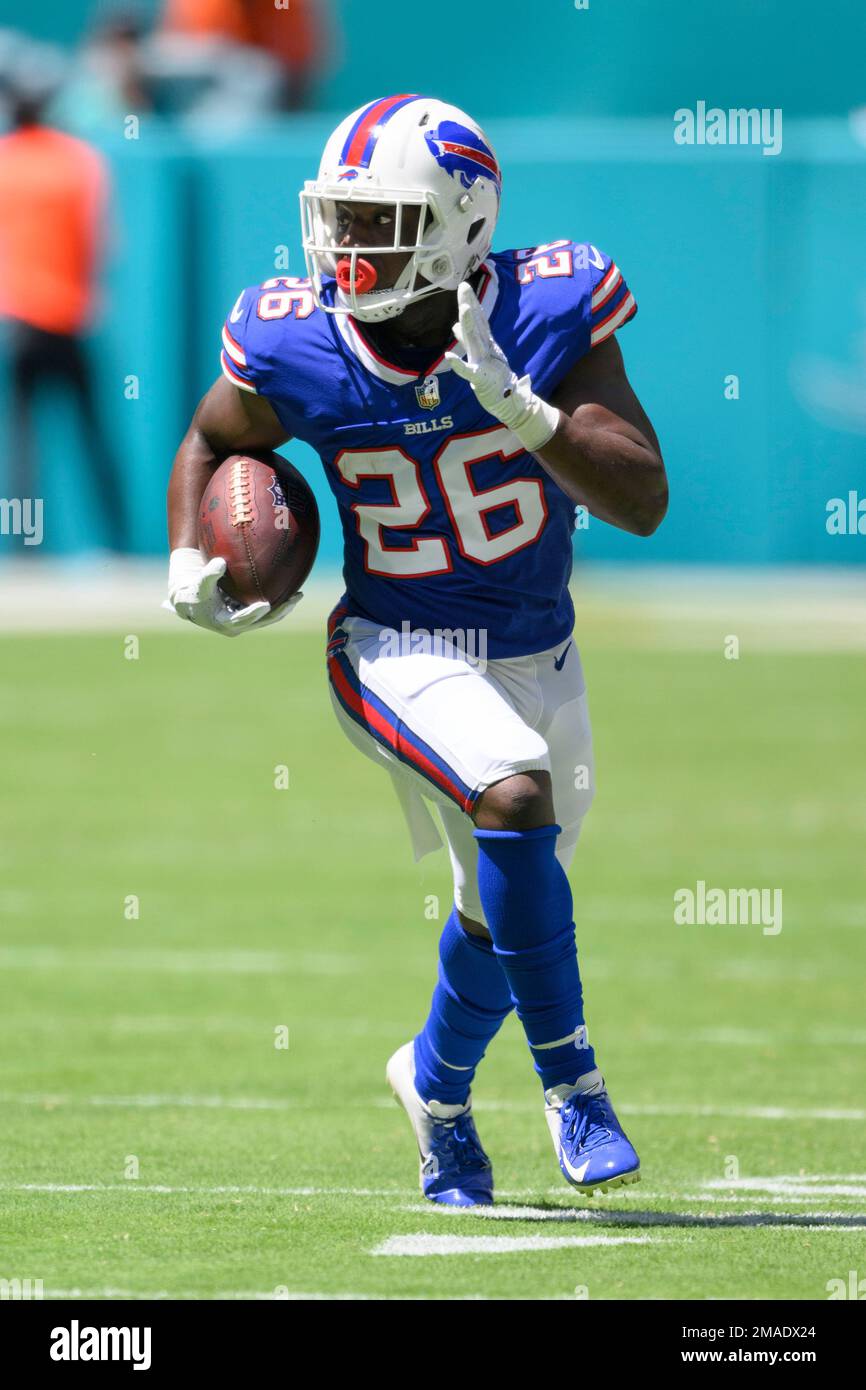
left=424, top=121, right=501, bottom=194
left=415, top=374, right=441, bottom=410
left=337, top=167, right=359, bottom=181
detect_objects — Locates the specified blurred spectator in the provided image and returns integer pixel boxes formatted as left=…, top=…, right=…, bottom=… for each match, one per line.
left=162, top=0, right=251, bottom=44
left=161, top=0, right=327, bottom=111
left=0, top=29, right=67, bottom=128
left=0, top=82, right=127, bottom=551
left=53, top=8, right=154, bottom=131
left=242, top=0, right=325, bottom=112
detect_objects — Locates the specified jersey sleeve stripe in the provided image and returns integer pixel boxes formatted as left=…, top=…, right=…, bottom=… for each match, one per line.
left=590, top=277, right=629, bottom=328
left=220, top=349, right=258, bottom=393
left=591, top=265, right=624, bottom=315
left=590, top=291, right=637, bottom=345
left=590, top=262, right=620, bottom=309
left=222, top=324, right=248, bottom=367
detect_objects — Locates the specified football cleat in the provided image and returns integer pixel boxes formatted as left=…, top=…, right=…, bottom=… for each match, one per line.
left=545, top=1071, right=641, bottom=1194
left=386, top=1041, right=494, bottom=1207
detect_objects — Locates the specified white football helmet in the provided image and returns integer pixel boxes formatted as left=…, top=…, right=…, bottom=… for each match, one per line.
left=299, top=94, right=501, bottom=322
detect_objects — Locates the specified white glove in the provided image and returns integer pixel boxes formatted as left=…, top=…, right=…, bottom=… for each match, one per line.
left=444, top=281, right=561, bottom=453
left=163, top=548, right=302, bottom=637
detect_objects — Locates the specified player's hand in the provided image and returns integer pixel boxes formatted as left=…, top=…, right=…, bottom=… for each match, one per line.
left=444, top=281, right=560, bottom=452
left=242, top=591, right=304, bottom=630
left=444, top=280, right=517, bottom=409
left=163, top=548, right=302, bottom=636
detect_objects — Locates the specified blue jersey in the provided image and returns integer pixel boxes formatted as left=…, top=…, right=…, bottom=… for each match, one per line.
left=220, top=241, right=636, bottom=658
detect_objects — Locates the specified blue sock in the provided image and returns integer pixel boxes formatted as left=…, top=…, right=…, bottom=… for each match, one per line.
left=413, top=908, right=513, bottom=1106
left=473, top=825, right=597, bottom=1092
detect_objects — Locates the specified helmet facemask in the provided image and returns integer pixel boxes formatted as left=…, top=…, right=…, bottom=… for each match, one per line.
left=300, top=185, right=460, bottom=322
left=299, top=95, right=501, bottom=323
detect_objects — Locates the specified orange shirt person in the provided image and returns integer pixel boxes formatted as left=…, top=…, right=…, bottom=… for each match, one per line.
left=160, top=0, right=325, bottom=110
left=161, top=0, right=251, bottom=44
left=0, top=94, right=126, bottom=551
left=0, top=122, right=108, bottom=335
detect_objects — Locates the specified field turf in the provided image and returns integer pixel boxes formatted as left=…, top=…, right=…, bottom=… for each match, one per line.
left=1, top=620, right=864, bottom=1300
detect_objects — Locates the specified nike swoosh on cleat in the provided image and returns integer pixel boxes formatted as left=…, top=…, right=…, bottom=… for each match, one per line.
left=560, top=1151, right=591, bottom=1184
left=553, top=641, right=572, bottom=671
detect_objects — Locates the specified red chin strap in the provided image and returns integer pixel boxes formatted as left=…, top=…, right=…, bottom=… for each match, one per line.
left=336, top=256, right=378, bottom=295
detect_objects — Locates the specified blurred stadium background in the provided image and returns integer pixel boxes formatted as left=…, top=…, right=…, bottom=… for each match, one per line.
left=0, top=0, right=864, bottom=572
left=2, top=0, right=865, bottom=1302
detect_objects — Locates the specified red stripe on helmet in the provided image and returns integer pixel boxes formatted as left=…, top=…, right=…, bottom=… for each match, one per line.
left=344, top=94, right=415, bottom=167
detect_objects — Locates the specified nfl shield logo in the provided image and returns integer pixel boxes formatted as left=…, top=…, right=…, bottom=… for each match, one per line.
left=415, top=373, right=441, bottom=410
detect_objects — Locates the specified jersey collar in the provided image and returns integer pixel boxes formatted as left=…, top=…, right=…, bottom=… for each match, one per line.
left=334, top=260, right=500, bottom=387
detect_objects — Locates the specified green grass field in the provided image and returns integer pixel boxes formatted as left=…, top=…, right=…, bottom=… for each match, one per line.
left=2, top=619, right=865, bottom=1300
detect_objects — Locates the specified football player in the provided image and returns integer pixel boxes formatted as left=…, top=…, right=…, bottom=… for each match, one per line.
left=166, top=95, right=667, bottom=1205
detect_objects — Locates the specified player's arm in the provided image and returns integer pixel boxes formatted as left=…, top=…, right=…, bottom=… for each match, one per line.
left=537, top=335, right=667, bottom=536
left=446, top=280, right=668, bottom=538
left=167, top=375, right=290, bottom=548
left=165, top=377, right=297, bottom=635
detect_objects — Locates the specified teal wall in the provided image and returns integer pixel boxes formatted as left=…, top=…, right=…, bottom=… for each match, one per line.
left=2, top=115, right=864, bottom=564
left=1, top=0, right=864, bottom=563
left=5, top=0, right=866, bottom=118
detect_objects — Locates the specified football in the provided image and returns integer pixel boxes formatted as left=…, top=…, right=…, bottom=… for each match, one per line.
left=198, top=451, right=320, bottom=607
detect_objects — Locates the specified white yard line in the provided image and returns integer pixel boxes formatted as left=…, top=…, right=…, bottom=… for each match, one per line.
left=42, top=1287, right=438, bottom=1301
left=2, top=1183, right=410, bottom=1197
left=687, top=1217, right=866, bottom=1229
left=463, top=1099, right=866, bottom=1122
left=703, top=1173, right=866, bottom=1183
left=6, top=1013, right=866, bottom=1050
left=1, top=1090, right=863, bottom=1122
left=408, top=1204, right=606, bottom=1222
left=7, top=1183, right=865, bottom=1230
left=681, top=1194, right=866, bottom=1206
left=413, top=1202, right=866, bottom=1224
left=701, top=1177, right=866, bottom=1198
left=0, top=947, right=359, bottom=976
left=621, top=1103, right=866, bottom=1121
left=372, top=1233, right=654, bottom=1256
left=636, top=1028, right=866, bottom=1048
left=0, top=1091, right=298, bottom=1110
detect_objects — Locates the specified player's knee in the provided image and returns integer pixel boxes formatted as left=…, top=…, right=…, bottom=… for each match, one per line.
left=457, top=908, right=492, bottom=942
left=473, top=770, right=555, bottom=832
